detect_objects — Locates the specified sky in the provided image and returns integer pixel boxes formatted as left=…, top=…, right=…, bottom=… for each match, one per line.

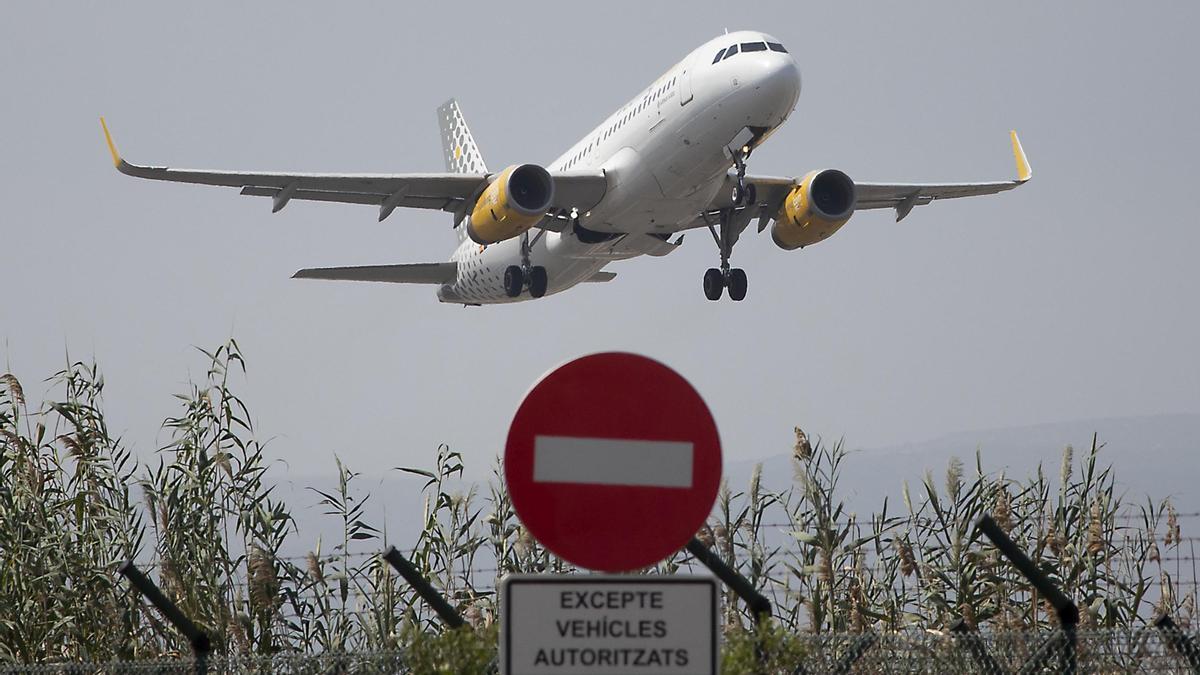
left=2, top=2, right=1198, bottom=482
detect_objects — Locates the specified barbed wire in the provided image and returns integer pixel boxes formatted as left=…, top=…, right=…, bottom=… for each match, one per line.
left=750, top=513, right=1200, bottom=528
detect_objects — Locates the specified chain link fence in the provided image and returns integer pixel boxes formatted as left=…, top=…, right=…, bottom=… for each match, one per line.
left=5, top=629, right=1200, bottom=674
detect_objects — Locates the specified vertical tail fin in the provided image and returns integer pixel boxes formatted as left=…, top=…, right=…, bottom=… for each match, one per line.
left=438, top=99, right=488, bottom=174
left=437, top=99, right=487, bottom=242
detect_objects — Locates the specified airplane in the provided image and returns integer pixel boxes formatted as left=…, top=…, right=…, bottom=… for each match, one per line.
left=101, top=30, right=1031, bottom=305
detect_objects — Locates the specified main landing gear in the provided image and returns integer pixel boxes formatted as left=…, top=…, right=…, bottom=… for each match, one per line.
left=703, top=149, right=755, bottom=302
left=702, top=209, right=750, bottom=302
left=504, top=231, right=549, bottom=299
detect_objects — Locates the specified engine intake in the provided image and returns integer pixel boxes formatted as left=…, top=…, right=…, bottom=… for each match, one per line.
left=467, top=164, right=555, bottom=245
left=771, top=169, right=856, bottom=250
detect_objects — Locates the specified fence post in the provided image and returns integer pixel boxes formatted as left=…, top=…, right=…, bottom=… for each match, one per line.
left=950, top=617, right=1006, bottom=674
left=117, top=560, right=210, bottom=675
left=1155, top=615, right=1200, bottom=674
left=976, top=514, right=1078, bottom=675
left=382, top=546, right=465, bottom=629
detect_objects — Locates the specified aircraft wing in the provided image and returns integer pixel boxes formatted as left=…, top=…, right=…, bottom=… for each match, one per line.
left=744, top=131, right=1031, bottom=223
left=100, top=119, right=607, bottom=222
left=293, top=262, right=457, bottom=284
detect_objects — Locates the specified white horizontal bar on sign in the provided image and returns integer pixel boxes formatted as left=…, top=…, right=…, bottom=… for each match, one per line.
left=533, top=435, right=693, bottom=488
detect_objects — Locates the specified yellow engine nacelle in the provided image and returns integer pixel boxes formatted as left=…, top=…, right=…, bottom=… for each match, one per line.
left=466, top=164, right=555, bottom=245
left=771, top=169, right=857, bottom=250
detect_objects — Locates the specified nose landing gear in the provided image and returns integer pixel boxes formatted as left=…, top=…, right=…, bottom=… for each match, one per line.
left=730, top=145, right=757, bottom=208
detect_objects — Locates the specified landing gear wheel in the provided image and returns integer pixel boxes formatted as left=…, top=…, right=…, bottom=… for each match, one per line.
left=528, top=266, right=548, bottom=298
left=703, top=268, right=725, bottom=301
left=732, top=183, right=757, bottom=208
left=503, top=265, right=524, bottom=298
left=727, top=268, right=748, bottom=301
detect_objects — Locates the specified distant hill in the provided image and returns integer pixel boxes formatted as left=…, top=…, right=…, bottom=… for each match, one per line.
left=273, top=414, right=1198, bottom=558
left=726, top=413, right=1200, bottom=518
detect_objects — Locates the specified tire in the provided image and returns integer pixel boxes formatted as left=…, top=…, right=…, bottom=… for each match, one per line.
left=503, top=265, right=524, bottom=298
left=728, top=268, right=748, bottom=301
left=731, top=182, right=756, bottom=207
left=703, top=268, right=724, bottom=301
left=528, top=266, right=548, bottom=298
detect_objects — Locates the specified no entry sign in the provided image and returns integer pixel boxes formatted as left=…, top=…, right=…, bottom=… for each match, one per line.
left=504, top=353, right=722, bottom=571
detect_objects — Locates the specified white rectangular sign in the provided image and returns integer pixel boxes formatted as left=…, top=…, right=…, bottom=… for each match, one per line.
left=533, top=436, right=694, bottom=488
left=501, top=575, right=718, bottom=675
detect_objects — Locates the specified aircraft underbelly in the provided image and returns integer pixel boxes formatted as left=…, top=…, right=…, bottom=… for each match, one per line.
left=438, top=234, right=609, bottom=305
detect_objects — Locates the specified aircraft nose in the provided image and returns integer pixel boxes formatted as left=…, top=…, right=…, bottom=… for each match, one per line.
left=759, top=55, right=801, bottom=116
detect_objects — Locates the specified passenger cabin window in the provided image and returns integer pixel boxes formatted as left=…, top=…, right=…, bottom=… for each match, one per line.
left=741, top=42, right=768, bottom=52
left=712, top=48, right=726, bottom=63
left=722, top=44, right=739, bottom=60
left=767, top=42, right=788, bottom=53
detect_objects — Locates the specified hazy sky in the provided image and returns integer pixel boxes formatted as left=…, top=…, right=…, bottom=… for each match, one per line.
left=3, top=2, right=1198, bottom=479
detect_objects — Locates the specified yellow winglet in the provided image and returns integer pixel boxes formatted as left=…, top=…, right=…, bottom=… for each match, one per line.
left=100, top=117, right=121, bottom=167
left=1010, top=130, right=1031, bottom=182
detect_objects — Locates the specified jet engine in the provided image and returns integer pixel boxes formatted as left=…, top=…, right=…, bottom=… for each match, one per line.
left=771, top=169, right=856, bottom=250
left=466, top=164, right=555, bottom=245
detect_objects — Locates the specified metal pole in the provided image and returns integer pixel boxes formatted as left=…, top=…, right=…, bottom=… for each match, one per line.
left=382, top=546, right=465, bottom=629
left=976, top=514, right=1078, bottom=675
left=1155, top=615, right=1200, bottom=674
left=685, top=537, right=772, bottom=623
left=950, top=617, right=1006, bottom=675
left=118, top=561, right=210, bottom=675
left=686, top=537, right=773, bottom=670
left=1015, top=632, right=1068, bottom=675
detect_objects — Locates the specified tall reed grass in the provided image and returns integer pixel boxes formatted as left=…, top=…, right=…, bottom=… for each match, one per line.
left=0, top=342, right=1192, bottom=667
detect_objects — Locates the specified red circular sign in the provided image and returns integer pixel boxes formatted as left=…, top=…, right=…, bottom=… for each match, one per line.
left=504, top=352, right=722, bottom=572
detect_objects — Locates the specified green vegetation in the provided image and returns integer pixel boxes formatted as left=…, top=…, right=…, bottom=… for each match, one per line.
left=0, top=341, right=1193, bottom=667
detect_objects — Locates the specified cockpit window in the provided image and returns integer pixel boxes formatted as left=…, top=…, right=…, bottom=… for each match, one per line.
left=741, top=42, right=768, bottom=52
left=722, top=44, right=739, bottom=60
left=767, top=42, right=788, bottom=53
left=712, top=48, right=726, bottom=64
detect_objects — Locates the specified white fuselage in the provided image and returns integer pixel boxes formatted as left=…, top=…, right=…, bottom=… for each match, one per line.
left=438, top=31, right=801, bottom=305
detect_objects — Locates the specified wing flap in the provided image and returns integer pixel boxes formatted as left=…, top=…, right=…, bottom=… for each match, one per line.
left=292, top=262, right=457, bottom=285
left=239, top=186, right=459, bottom=211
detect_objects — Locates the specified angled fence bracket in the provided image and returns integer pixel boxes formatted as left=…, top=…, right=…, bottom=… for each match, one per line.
left=977, top=514, right=1079, bottom=675
left=118, top=560, right=210, bottom=675
left=382, top=546, right=465, bottom=629
left=686, top=537, right=774, bottom=669
left=950, top=617, right=1007, bottom=674
left=1155, top=615, right=1200, bottom=674
left=686, top=537, right=772, bottom=624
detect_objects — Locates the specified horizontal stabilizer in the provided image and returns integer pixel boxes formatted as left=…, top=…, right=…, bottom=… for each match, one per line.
left=292, top=262, right=457, bottom=284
